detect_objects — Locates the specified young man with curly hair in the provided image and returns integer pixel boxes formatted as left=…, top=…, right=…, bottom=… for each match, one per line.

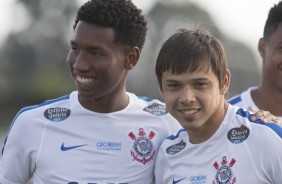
left=0, top=0, right=182, bottom=183
left=229, top=1, right=282, bottom=121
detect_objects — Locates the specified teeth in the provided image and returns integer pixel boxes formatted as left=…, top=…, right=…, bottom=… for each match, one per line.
left=76, top=75, right=94, bottom=85
left=180, top=109, right=198, bottom=115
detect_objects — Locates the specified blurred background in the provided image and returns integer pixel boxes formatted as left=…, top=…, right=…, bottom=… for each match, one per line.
left=0, top=0, right=279, bottom=153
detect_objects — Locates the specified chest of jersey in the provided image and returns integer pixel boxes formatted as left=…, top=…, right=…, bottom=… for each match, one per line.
left=164, top=134, right=271, bottom=184
left=34, top=110, right=170, bottom=184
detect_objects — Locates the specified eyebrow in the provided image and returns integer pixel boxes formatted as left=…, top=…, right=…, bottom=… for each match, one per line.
left=164, top=77, right=209, bottom=82
left=70, top=40, right=103, bottom=51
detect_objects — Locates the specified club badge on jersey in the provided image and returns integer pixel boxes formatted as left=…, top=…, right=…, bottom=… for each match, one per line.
left=213, top=156, right=236, bottom=184
left=128, top=128, right=156, bottom=165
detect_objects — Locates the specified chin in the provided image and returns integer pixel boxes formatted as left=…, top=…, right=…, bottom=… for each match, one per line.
left=78, top=90, right=97, bottom=99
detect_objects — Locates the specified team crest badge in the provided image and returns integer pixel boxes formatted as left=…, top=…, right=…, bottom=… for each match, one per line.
left=128, top=128, right=156, bottom=164
left=213, top=156, right=236, bottom=184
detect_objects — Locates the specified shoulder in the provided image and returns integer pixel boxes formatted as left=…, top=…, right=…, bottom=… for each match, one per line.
left=15, top=94, right=70, bottom=120
left=228, top=94, right=242, bottom=105
left=166, top=128, right=187, bottom=141
left=228, top=87, right=256, bottom=106
left=128, top=92, right=170, bottom=117
left=231, top=106, right=282, bottom=138
left=7, top=93, right=72, bottom=139
left=159, top=129, right=186, bottom=149
left=128, top=92, right=182, bottom=132
left=3, top=93, right=72, bottom=149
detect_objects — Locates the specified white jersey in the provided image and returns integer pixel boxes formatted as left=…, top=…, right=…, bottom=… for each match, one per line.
left=228, top=86, right=282, bottom=121
left=0, top=91, right=182, bottom=184
left=154, top=104, right=282, bottom=184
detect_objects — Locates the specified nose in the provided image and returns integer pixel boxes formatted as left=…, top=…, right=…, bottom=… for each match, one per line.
left=72, top=51, right=91, bottom=72
left=178, top=87, right=196, bottom=104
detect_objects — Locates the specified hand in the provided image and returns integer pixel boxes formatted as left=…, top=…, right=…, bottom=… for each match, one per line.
left=248, top=106, right=282, bottom=126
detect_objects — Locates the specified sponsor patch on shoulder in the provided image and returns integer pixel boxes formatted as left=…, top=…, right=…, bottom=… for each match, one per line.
left=143, top=103, right=167, bottom=116
left=227, top=125, right=250, bottom=144
left=44, top=107, right=71, bottom=122
left=166, top=140, right=186, bottom=155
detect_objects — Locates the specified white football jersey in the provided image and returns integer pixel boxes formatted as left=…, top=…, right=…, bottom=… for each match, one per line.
left=154, top=104, right=282, bottom=184
left=228, top=87, right=282, bottom=121
left=0, top=91, right=182, bottom=184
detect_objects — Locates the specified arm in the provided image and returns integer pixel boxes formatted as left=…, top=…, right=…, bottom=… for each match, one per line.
left=154, top=146, right=166, bottom=184
left=261, top=131, right=282, bottom=183
left=0, top=112, right=37, bottom=183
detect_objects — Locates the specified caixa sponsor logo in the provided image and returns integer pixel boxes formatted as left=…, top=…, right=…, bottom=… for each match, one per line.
left=190, top=175, right=207, bottom=183
left=96, top=141, right=122, bottom=151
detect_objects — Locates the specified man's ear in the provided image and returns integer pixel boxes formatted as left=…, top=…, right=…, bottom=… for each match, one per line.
left=258, top=38, right=265, bottom=58
left=221, top=69, right=231, bottom=96
left=125, top=46, right=140, bottom=70
left=158, top=86, right=163, bottom=99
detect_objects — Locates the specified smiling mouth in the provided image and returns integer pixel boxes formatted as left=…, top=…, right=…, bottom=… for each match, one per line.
left=76, top=75, right=96, bottom=85
left=178, top=109, right=200, bottom=115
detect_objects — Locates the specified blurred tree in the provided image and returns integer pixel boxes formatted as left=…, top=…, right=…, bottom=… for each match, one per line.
left=0, top=0, right=79, bottom=125
left=127, top=0, right=260, bottom=101
left=0, top=0, right=260, bottom=127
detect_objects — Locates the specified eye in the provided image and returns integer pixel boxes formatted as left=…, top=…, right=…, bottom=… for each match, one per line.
left=90, top=49, right=99, bottom=56
left=194, top=82, right=207, bottom=88
left=166, top=83, right=180, bottom=90
left=71, top=46, right=78, bottom=51
left=70, top=44, right=79, bottom=52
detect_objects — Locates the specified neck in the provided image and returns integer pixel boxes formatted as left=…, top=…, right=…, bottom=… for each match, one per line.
left=252, top=85, right=282, bottom=116
left=79, top=91, right=129, bottom=113
left=188, top=101, right=228, bottom=144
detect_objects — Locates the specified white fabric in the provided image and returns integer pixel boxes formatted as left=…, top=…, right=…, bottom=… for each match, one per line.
left=154, top=104, right=282, bottom=184
left=228, top=86, right=282, bottom=121
left=0, top=91, right=182, bottom=184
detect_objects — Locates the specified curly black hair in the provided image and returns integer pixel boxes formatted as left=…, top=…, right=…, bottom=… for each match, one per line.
left=263, top=1, right=282, bottom=39
left=74, top=0, right=147, bottom=51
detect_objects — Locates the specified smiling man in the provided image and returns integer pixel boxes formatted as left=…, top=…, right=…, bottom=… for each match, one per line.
left=154, top=27, right=282, bottom=184
left=0, top=0, right=182, bottom=183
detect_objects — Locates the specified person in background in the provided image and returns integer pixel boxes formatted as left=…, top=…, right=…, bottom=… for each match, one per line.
left=229, top=1, right=282, bottom=121
left=0, top=0, right=182, bottom=183
left=154, top=27, right=282, bottom=183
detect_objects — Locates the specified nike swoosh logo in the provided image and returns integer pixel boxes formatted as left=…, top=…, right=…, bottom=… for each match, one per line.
left=173, top=177, right=186, bottom=184
left=61, top=143, right=87, bottom=151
